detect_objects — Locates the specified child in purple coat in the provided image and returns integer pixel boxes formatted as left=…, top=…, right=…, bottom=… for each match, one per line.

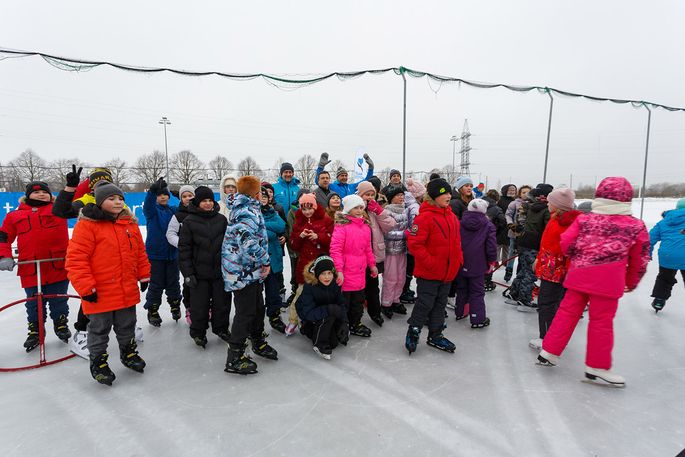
left=455, top=199, right=498, bottom=328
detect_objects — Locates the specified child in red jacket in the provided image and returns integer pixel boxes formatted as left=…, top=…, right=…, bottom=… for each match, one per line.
left=0, top=181, right=71, bottom=352
left=405, top=179, right=463, bottom=355
left=529, top=188, right=580, bottom=350
left=538, top=177, right=650, bottom=387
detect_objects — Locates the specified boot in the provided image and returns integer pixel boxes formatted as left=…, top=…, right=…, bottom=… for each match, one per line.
left=53, top=315, right=71, bottom=342
left=90, top=353, right=116, bottom=386
left=391, top=303, right=407, bottom=315
left=147, top=304, right=162, bottom=327
left=349, top=322, right=372, bottom=337
left=381, top=306, right=393, bottom=320
left=169, top=299, right=182, bottom=322
left=584, top=366, right=626, bottom=388
left=119, top=338, right=146, bottom=373
left=269, top=314, right=286, bottom=334
left=405, top=326, right=420, bottom=355
left=250, top=333, right=278, bottom=360
left=225, top=345, right=258, bottom=375
left=23, top=322, right=39, bottom=353
left=651, top=298, right=666, bottom=313
left=427, top=331, right=456, bottom=353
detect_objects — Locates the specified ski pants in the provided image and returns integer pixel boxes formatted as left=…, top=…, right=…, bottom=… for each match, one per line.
left=364, top=263, right=382, bottom=319
left=24, top=279, right=69, bottom=323
left=455, top=273, right=486, bottom=325
left=189, top=278, right=231, bottom=338
left=509, top=248, right=538, bottom=304
left=229, top=281, right=266, bottom=347
left=407, top=278, right=450, bottom=332
left=537, top=280, right=566, bottom=339
left=308, top=316, right=344, bottom=350
left=542, top=288, right=619, bottom=370
left=381, top=254, right=406, bottom=307
left=145, top=259, right=182, bottom=309
left=264, top=271, right=284, bottom=317
left=651, top=266, right=685, bottom=301
left=344, top=290, right=366, bottom=327
left=87, top=306, right=136, bottom=358
left=402, top=254, right=415, bottom=294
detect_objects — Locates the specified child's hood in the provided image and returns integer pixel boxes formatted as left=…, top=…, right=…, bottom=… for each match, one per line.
left=664, top=208, right=685, bottom=227
left=461, top=210, right=488, bottom=231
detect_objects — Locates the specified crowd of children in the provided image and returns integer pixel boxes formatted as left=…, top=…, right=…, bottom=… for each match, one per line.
left=0, top=154, right=682, bottom=388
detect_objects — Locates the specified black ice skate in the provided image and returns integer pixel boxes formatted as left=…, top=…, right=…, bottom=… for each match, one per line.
left=427, top=332, right=456, bottom=353
left=391, top=302, right=408, bottom=315
left=147, top=304, right=162, bottom=327
left=250, top=333, right=278, bottom=360
left=169, top=299, right=182, bottom=321
left=471, top=317, right=491, bottom=329
left=90, top=353, right=116, bottom=386
left=53, top=315, right=71, bottom=342
left=349, top=322, right=372, bottom=337
left=269, top=314, right=286, bottom=334
left=484, top=281, right=496, bottom=292
left=651, top=298, right=666, bottom=313
left=192, top=335, right=208, bottom=348
left=225, top=346, right=258, bottom=375
left=215, top=330, right=231, bottom=344
left=370, top=314, right=384, bottom=327
left=503, top=269, right=513, bottom=282
left=23, top=322, right=39, bottom=353
left=120, top=338, right=146, bottom=373
left=381, top=306, right=394, bottom=320
left=399, top=290, right=416, bottom=304
left=405, top=326, right=420, bottom=355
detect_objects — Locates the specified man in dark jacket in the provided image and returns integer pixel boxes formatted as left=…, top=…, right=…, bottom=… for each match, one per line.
left=143, top=177, right=181, bottom=326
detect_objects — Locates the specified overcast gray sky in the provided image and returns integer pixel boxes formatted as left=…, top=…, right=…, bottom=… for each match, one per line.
left=1, top=1, right=684, bottom=189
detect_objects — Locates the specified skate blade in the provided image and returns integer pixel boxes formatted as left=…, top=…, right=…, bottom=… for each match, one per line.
left=536, top=356, right=556, bottom=367
left=426, top=343, right=455, bottom=353
left=504, top=298, right=519, bottom=305
left=583, top=373, right=625, bottom=388
left=224, top=368, right=258, bottom=375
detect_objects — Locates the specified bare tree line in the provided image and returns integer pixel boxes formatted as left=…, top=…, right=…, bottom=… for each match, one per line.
left=1, top=148, right=683, bottom=197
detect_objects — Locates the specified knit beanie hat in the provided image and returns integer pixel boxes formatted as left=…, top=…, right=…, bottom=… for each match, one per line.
left=298, top=193, right=318, bottom=209
left=385, top=184, right=405, bottom=203
left=309, top=255, right=336, bottom=278
left=595, top=177, right=633, bottom=203
left=237, top=175, right=262, bottom=197
left=367, top=176, right=382, bottom=193
left=94, top=181, right=125, bottom=207
left=260, top=186, right=270, bottom=201
left=88, top=168, right=113, bottom=190
left=467, top=198, right=489, bottom=214
left=193, top=186, right=215, bottom=205
left=405, top=178, right=426, bottom=199
left=179, top=185, right=195, bottom=198
left=279, top=162, right=294, bottom=175
left=547, top=188, right=575, bottom=212
left=427, top=178, right=452, bottom=200
left=25, top=181, right=51, bottom=198
left=429, top=173, right=441, bottom=181
left=222, top=176, right=237, bottom=189
left=336, top=166, right=348, bottom=178
left=534, top=183, right=554, bottom=198
left=677, top=197, right=685, bottom=210
left=326, top=192, right=341, bottom=207
left=157, top=186, right=171, bottom=197
left=389, top=169, right=401, bottom=178
left=454, top=176, right=473, bottom=191
left=356, top=181, right=376, bottom=196
left=342, top=194, right=365, bottom=214
left=261, top=182, right=274, bottom=193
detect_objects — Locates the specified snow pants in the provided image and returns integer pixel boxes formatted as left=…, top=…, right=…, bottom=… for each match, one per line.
left=189, top=278, right=231, bottom=338
left=364, top=263, right=382, bottom=319
left=305, top=316, right=345, bottom=351
left=542, top=288, right=619, bottom=370
left=651, top=266, right=685, bottom=301
left=87, top=306, right=136, bottom=358
left=344, top=290, right=366, bottom=327
left=509, top=248, right=538, bottom=304
left=229, top=281, right=266, bottom=347
left=455, top=273, right=486, bottom=325
left=381, top=254, right=406, bottom=307
left=264, top=271, right=284, bottom=317
left=402, top=254, right=415, bottom=294
left=24, top=279, right=69, bottom=323
left=407, top=278, right=450, bottom=332
left=145, top=259, right=182, bottom=309
left=537, top=279, right=566, bottom=339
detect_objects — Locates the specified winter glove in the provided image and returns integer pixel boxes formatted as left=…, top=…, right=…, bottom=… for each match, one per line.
left=318, top=152, right=331, bottom=169
left=327, top=304, right=343, bottom=320
left=0, top=257, right=16, bottom=271
left=337, top=323, right=350, bottom=346
left=82, top=290, right=98, bottom=303
left=140, top=281, right=149, bottom=292
left=363, top=153, right=374, bottom=169
left=149, top=177, right=167, bottom=194
left=366, top=199, right=383, bottom=216
left=66, top=164, right=83, bottom=188
left=185, top=275, right=198, bottom=288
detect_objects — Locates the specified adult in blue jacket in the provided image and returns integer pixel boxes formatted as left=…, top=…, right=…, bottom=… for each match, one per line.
left=143, top=177, right=182, bottom=326
left=649, top=198, right=685, bottom=312
left=272, top=162, right=301, bottom=211
left=314, top=152, right=375, bottom=198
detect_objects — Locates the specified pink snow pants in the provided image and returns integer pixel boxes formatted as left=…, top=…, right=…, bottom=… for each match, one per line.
left=381, top=254, right=407, bottom=307
left=541, top=288, right=619, bottom=370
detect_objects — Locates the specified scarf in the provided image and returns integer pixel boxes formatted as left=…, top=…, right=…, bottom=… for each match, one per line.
left=591, top=198, right=632, bottom=216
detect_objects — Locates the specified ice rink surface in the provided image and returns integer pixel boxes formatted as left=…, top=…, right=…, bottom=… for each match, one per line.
left=1, top=199, right=684, bottom=457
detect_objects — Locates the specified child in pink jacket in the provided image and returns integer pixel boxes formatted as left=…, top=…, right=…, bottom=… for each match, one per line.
left=538, top=177, right=650, bottom=387
left=329, top=194, right=378, bottom=338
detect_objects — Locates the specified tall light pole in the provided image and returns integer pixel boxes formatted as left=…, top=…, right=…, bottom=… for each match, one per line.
left=159, top=116, right=171, bottom=180
left=450, top=135, right=458, bottom=181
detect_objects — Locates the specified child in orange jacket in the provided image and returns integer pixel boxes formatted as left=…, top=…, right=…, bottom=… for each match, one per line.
left=66, top=182, right=151, bottom=386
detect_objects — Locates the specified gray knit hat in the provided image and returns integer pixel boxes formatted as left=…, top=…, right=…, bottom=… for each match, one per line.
left=94, top=181, right=125, bottom=207
left=179, top=185, right=195, bottom=198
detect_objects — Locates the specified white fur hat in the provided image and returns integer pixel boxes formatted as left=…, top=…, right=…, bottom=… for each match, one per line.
left=342, top=194, right=365, bottom=214
left=468, top=198, right=489, bottom=214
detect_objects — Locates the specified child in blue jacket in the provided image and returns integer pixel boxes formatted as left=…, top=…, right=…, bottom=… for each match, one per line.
left=260, top=187, right=288, bottom=333
left=649, top=198, right=685, bottom=312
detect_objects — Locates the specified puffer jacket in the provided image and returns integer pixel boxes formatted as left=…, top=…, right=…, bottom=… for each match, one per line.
left=290, top=205, right=334, bottom=284
left=218, top=175, right=237, bottom=218
left=561, top=212, right=650, bottom=298
left=263, top=206, right=286, bottom=274
left=459, top=210, right=497, bottom=277
left=66, top=206, right=151, bottom=314
left=222, top=194, right=270, bottom=292
left=178, top=201, right=228, bottom=280
left=505, top=198, right=524, bottom=239
left=534, top=210, right=581, bottom=283
left=483, top=196, right=508, bottom=245
left=518, top=200, right=550, bottom=250
left=296, top=259, right=347, bottom=322
left=367, top=207, right=396, bottom=263
left=498, top=184, right=516, bottom=214
left=0, top=198, right=69, bottom=288
left=406, top=199, right=463, bottom=282
left=330, top=212, right=375, bottom=292
left=384, top=203, right=409, bottom=255
left=143, top=190, right=178, bottom=261
left=649, top=208, right=685, bottom=270
left=165, top=203, right=191, bottom=248
left=272, top=176, right=301, bottom=211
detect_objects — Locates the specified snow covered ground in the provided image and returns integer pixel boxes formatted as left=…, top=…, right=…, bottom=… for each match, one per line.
left=1, top=199, right=683, bottom=457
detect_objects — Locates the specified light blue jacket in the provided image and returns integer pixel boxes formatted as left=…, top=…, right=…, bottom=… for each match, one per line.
left=272, top=176, right=301, bottom=211
left=650, top=208, right=685, bottom=270
left=262, top=206, right=286, bottom=274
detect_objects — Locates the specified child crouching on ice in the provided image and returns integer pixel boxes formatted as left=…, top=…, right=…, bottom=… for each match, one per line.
left=329, top=194, right=377, bottom=338
left=296, top=256, right=349, bottom=359
left=537, top=177, right=650, bottom=387
left=66, top=182, right=151, bottom=386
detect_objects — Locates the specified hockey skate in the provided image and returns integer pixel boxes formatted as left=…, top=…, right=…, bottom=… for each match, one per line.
left=484, top=281, right=496, bottom=292
left=381, top=306, right=394, bottom=319
left=269, top=315, right=286, bottom=334
left=651, top=298, right=666, bottom=313
left=192, top=335, right=208, bottom=348
left=427, top=332, right=456, bottom=353
left=225, top=346, right=258, bottom=375
left=370, top=314, right=384, bottom=327
left=69, top=330, right=89, bottom=359
left=23, top=322, right=39, bottom=353
left=90, top=353, right=116, bottom=386
left=391, top=303, right=407, bottom=315
left=405, top=326, right=420, bottom=355
left=147, top=304, right=162, bottom=327
left=584, top=366, right=626, bottom=388
left=399, top=290, right=416, bottom=304
left=250, top=333, right=278, bottom=360
left=216, top=330, right=231, bottom=344
left=169, top=300, right=182, bottom=322
left=53, top=315, right=71, bottom=342
left=349, top=322, right=372, bottom=338
left=120, top=339, right=146, bottom=373
left=503, top=269, right=513, bottom=282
